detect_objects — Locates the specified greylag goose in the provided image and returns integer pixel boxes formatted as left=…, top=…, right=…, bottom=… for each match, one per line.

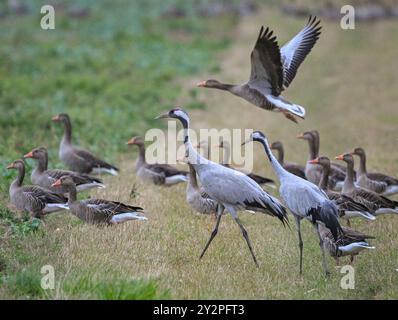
left=297, top=131, right=344, bottom=190
left=51, top=176, right=147, bottom=225
left=270, top=140, right=306, bottom=179
left=156, top=108, right=288, bottom=267
left=335, top=153, right=398, bottom=216
left=197, top=16, right=321, bottom=122
left=52, top=113, right=119, bottom=175
left=317, top=222, right=374, bottom=265
left=24, top=147, right=105, bottom=192
left=242, top=131, right=343, bottom=276
left=309, top=157, right=375, bottom=225
left=351, top=147, right=398, bottom=196
left=127, top=136, right=188, bottom=186
left=7, top=159, right=68, bottom=218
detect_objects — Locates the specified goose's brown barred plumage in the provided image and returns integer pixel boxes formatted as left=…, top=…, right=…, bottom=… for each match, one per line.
left=24, top=147, right=104, bottom=192
left=7, top=159, right=68, bottom=218
left=197, top=16, right=322, bottom=122
left=51, top=176, right=146, bottom=225
left=52, top=113, right=119, bottom=175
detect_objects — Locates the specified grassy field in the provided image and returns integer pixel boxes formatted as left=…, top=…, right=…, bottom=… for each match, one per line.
left=1, top=1, right=398, bottom=299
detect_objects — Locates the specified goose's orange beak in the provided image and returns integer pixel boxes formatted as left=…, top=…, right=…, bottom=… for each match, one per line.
left=52, top=115, right=60, bottom=121
left=6, top=163, right=15, bottom=169
left=308, top=158, right=319, bottom=164
left=335, top=155, right=344, bottom=161
left=296, top=133, right=305, bottom=139
left=197, top=81, right=206, bottom=87
left=126, top=137, right=136, bottom=145
left=51, top=179, right=62, bottom=187
left=24, top=151, right=33, bottom=159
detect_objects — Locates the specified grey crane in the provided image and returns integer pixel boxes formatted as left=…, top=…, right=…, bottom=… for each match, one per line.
left=243, top=131, right=343, bottom=275
left=156, top=107, right=288, bottom=267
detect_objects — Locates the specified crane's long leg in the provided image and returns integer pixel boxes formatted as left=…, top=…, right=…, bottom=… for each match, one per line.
left=295, top=216, right=304, bottom=275
left=199, top=204, right=224, bottom=260
left=316, top=225, right=330, bottom=276
left=233, top=216, right=259, bottom=267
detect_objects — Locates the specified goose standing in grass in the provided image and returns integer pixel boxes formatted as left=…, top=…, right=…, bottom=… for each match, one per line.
left=24, top=147, right=105, bottom=192
left=52, top=113, right=119, bottom=175
left=351, top=147, right=398, bottom=196
left=197, top=16, right=321, bottom=122
left=243, top=131, right=343, bottom=275
left=297, top=131, right=344, bottom=190
left=309, top=156, right=375, bottom=225
left=270, top=140, right=306, bottom=179
left=127, top=136, right=188, bottom=186
left=335, top=153, right=398, bottom=216
left=51, top=176, right=147, bottom=225
left=6, top=160, right=68, bottom=218
left=156, top=108, right=288, bottom=267
left=317, top=221, right=375, bottom=265
left=217, top=138, right=275, bottom=186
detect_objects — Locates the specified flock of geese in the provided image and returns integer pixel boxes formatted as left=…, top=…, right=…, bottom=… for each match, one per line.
left=6, top=16, right=398, bottom=275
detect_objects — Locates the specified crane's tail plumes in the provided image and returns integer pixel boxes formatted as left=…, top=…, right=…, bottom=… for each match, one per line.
left=243, top=195, right=289, bottom=226
left=310, top=201, right=343, bottom=241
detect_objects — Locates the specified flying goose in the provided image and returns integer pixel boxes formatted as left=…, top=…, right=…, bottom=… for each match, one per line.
left=51, top=176, right=147, bottom=225
left=243, top=131, right=343, bottom=276
left=24, top=147, right=105, bottom=192
left=52, top=113, right=119, bottom=175
left=351, top=147, right=398, bottom=196
left=335, top=153, right=398, bottom=216
left=309, top=156, right=376, bottom=225
left=297, top=131, right=344, bottom=190
left=317, top=221, right=375, bottom=266
left=127, top=136, right=188, bottom=186
left=156, top=107, right=288, bottom=267
left=217, top=138, right=275, bottom=186
left=270, top=140, right=306, bottom=179
left=7, top=159, right=68, bottom=218
left=197, top=16, right=321, bottom=122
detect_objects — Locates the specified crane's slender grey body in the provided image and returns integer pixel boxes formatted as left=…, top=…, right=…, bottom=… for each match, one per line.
left=156, top=108, right=288, bottom=267
left=243, top=131, right=343, bottom=275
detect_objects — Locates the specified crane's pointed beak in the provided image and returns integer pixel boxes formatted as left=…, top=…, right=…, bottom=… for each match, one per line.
left=51, top=179, right=62, bottom=187
left=335, top=155, right=344, bottom=161
left=241, top=139, right=251, bottom=146
left=154, top=113, right=169, bottom=120
left=24, top=151, right=34, bottom=158
left=308, top=158, right=319, bottom=164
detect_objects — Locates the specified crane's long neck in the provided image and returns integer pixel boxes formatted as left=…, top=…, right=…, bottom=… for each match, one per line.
left=319, top=163, right=330, bottom=190
left=357, top=153, right=367, bottom=176
left=343, top=160, right=356, bottom=192
left=259, top=138, right=286, bottom=179
left=62, top=119, right=72, bottom=145
left=187, top=164, right=199, bottom=190
left=180, top=118, right=206, bottom=169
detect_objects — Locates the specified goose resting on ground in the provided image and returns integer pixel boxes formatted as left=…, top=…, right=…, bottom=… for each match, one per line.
left=52, top=113, right=119, bottom=175
left=270, top=140, right=306, bottom=179
left=24, top=147, right=105, bottom=193
left=317, top=221, right=375, bottom=265
left=51, top=176, right=147, bottom=225
left=242, top=131, right=343, bottom=276
left=351, top=147, right=398, bottom=196
left=309, top=156, right=376, bottom=226
left=156, top=107, right=288, bottom=267
left=197, top=16, right=321, bottom=122
left=127, top=136, right=188, bottom=186
left=335, top=153, right=398, bottom=217
left=7, top=159, right=68, bottom=218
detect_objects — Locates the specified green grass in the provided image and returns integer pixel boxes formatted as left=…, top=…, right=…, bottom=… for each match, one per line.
left=1, top=1, right=398, bottom=299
